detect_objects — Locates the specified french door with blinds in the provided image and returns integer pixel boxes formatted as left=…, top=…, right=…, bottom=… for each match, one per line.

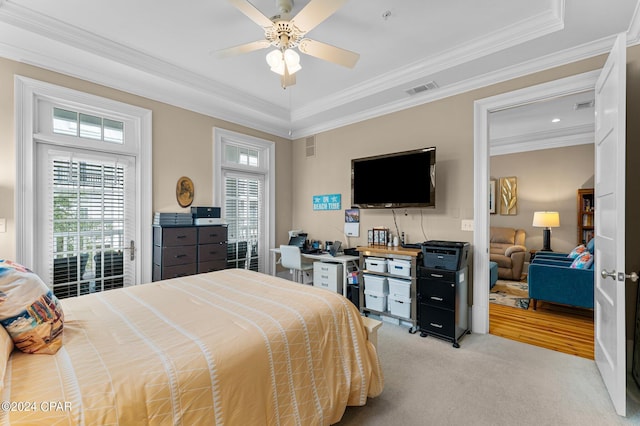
left=224, top=170, right=263, bottom=272
left=36, top=146, right=136, bottom=298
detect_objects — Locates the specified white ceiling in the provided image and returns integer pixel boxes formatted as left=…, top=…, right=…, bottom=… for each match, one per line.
left=489, top=89, right=596, bottom=155
left=0, top=0, right=637, bottom=139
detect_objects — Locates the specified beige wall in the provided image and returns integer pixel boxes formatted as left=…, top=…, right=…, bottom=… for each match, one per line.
left=490, top=144, right=595, bottom=256
left=291, top=47, right=640, bottom=338
left=290, top=55, right=608, bottom=249
left=0, top=57, right=293, bottom=261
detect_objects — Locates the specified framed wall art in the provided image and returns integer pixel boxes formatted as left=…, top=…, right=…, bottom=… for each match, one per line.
left=499, top=176, right=517, bottom=215
left=489, top=179, right=497, bottom=214
left=176, top=176, right=194, bottom=207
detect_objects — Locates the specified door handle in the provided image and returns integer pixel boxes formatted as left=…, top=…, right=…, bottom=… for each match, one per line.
left=601, top=269, right=616, bottom=280
left=601, top=269, right=639, bottom=282
left=624, top=272, right=639, bottom=282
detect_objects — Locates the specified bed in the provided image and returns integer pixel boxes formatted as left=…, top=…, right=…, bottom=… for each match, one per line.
left=0, top=268, right=383, bottom=425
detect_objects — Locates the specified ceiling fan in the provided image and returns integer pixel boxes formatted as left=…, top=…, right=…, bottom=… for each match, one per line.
left=218, top=0, right=360, bottom=88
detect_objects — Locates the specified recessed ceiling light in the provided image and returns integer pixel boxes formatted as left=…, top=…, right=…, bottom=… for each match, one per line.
left=551, top=118, right=561, bottom=123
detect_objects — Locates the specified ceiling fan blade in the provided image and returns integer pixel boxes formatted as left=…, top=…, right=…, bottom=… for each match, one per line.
left=290, top=0, right=348, bottom=33
left=216, top=40, right=271, bottom=58
left=228, top=0, right=274, bottom=28
left=298, top=39, right=359, bottom=68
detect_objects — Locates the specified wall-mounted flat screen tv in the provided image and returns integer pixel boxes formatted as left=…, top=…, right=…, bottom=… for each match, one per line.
left=351, top=147, right=436, bottom=209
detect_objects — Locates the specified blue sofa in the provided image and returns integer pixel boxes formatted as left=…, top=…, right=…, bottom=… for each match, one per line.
left=527, top=255, right=594, bottom=310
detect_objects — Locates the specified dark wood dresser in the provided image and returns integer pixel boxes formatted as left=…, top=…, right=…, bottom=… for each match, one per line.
left=153, top=225, right=228, bottom=281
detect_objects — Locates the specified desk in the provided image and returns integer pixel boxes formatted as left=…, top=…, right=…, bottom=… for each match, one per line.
left=270, top=248, right=359, bottom=297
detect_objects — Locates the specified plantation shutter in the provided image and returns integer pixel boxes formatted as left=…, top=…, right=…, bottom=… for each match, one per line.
left=46, top=149, right=135, bottom=298
left=224, top=171, right=264, bottom=272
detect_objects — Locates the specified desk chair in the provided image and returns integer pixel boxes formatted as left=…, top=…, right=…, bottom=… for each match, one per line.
left=279, top=245, right=314, bottom=284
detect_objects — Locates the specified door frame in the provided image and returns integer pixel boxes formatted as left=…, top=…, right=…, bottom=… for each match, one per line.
left=14, top=76, right=153, bottom=284
left=472, top=70, right=600, bottom=334
left=213, top=127, right=275, bottom=274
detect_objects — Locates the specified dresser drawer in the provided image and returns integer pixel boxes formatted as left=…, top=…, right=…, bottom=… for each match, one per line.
left=198, top=260, right=227, bottom=274
left=418, top=278, right=455, bottom=309
left=419, top=305, right=455, bottom=338
left=198, top=242, right=228, bottom=262
left=159, top=245, right=197, bottom=267
left=157, top=227, right=197, bottom=246
left=418, top=268, right=456, bottom=282
left=313, top=262, right=342, bottom=293
left=160, top=263, right=197, bottom=279
left=198, top=226, right=227, bottom=244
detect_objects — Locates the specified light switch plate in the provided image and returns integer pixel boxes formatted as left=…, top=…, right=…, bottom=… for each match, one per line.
left=461, top=219, right=474, bottom=231
left=0, top=218, right=6, bottom=233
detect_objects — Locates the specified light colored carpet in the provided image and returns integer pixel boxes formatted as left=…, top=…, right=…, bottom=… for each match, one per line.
left=339, top=323, right=640, bottom=425
left=490, top=279, right=530, bottom=309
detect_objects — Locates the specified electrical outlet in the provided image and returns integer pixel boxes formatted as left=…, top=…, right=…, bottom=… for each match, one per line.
left=0, top=218, right=6, bottom=233
left=461, top=220, right=474, bottom=232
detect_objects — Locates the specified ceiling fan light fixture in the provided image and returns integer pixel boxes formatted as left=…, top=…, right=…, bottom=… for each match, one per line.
left=266, top=49, right=301, bottom=76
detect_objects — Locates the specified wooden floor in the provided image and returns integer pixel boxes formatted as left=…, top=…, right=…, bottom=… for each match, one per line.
left=489, top=301, right=595, bottom=359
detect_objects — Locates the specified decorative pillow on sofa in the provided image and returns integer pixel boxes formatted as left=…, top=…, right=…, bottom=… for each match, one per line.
left=568, top=244, right=587, bottom=259
left=0, top=260, right=64, bottom=355
left=570, top=252, right=594, bottom=269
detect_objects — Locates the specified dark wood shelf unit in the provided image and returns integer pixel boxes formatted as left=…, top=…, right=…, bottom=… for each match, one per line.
left=577, top=188, right=594, bottom=244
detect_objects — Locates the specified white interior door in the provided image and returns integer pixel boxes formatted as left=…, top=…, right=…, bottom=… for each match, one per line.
left=594, top=32, right=626, bottom=416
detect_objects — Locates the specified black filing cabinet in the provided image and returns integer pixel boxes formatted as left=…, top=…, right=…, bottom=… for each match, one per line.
left=417, top=266, right=469, bottom=347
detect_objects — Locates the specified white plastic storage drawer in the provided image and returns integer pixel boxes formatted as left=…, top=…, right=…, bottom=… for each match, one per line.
left=388, top=277, right=411, bottom=298
left=313, top=262, right=342, bottom=293
left=365, top=257, right=388, bottom=273
left=388, top=295, right=411, bottom=319
left=388, top=259, right=411, bottom=277
left=363, top=274, right=388, bottom=294
left=364, top=290, right=387, bottom=312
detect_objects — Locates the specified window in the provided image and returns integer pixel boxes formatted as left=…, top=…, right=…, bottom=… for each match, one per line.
left=15, top=76, right=153, bottom=289
left=224, top=172, right=262, bottom=271
left=47, top=153, right=133, bottom=298
left=214, top=128, right=275, bottom=274
left=53, top=107, right=124, bottom=144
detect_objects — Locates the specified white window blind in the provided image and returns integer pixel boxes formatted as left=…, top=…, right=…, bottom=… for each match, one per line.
left=224, top=172, right=263, bottom=272
left=46, top=151, right=135, bottom=298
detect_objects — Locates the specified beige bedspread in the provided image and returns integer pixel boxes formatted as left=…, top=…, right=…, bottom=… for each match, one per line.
left=1, top=269, right=383, bottom=425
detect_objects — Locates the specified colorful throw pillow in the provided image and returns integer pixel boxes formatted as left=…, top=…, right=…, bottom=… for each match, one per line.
left=568, top=244, right=587, bottom=259
left=570, top=252, right=594, bottom=269
left=0, top=260, right=64, bottom=355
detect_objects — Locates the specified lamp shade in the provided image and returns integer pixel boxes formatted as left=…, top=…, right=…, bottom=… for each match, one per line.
left=532, top=211, right=560, bottom=228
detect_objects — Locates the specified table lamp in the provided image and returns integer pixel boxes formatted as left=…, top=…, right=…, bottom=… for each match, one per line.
left=532, top=211, right=560, bottom=251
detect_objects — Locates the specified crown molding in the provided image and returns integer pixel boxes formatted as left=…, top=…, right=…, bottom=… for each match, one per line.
left=1, top=0, right=636, bottom=143
left=0, top=1, right=292, bottom=135
left=292, top=2, right=565, bottom=122
left=490, top=132, right=594, bottom=156
left=490, top=123, right=594, bottom=156
left=628, top=0, right=640, bottom=44
left=289, top=33, right=618, bottom=138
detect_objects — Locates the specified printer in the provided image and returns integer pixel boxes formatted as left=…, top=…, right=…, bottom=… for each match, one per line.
left=421, top=240, right=470, bottom=271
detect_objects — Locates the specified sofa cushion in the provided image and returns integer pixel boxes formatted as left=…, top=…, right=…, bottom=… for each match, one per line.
left=490, top=227, right=516, bottom=245
left=491, top=254, right=512, bottom=269
left=571, top=252, right=594, bottom=269
left=568, top=244, right=587, bottom=259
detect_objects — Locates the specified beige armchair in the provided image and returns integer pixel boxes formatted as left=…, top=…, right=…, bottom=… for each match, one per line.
left=490, top=227, right=527, bottom=281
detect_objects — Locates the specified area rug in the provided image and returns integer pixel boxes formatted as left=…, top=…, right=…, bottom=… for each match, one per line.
left=490, top=279, right=530, bottom=310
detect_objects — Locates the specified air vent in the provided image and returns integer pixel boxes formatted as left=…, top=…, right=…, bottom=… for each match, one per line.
left=574, top=100, right=595, bottom=110
left=305, top=136, right=316, bottom=158
left=405, top=81, right=439, bottom=96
